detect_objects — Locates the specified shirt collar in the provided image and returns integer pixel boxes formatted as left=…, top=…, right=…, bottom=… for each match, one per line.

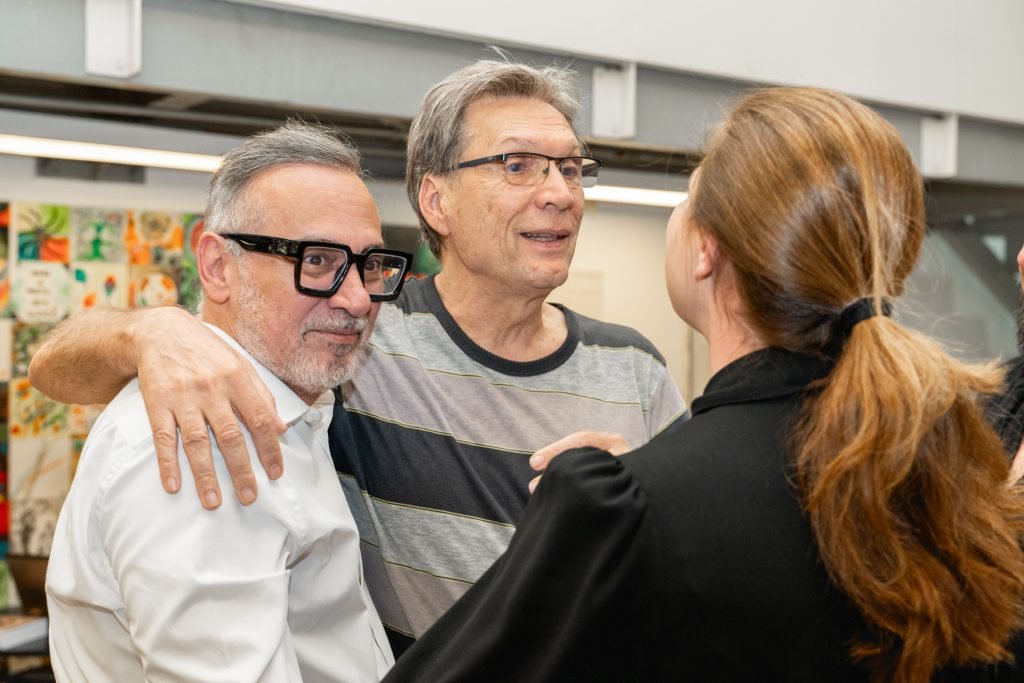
left=691, top=347, right=835, bottom=416
left=203, top=323, right=321, bottom=428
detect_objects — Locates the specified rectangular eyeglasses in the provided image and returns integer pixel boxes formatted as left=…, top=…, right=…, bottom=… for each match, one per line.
left=456, top=152, right=602, bottom=188
left=222, top=233, right=413, bottom=301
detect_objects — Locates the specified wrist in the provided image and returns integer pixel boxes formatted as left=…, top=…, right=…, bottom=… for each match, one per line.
left=123, top=306, right=193, bottom=376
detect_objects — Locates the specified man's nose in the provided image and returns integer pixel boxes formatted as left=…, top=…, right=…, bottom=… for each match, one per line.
left=536, top=162, right=577, bottom=208
left=328, top=265, right=372, bottom=317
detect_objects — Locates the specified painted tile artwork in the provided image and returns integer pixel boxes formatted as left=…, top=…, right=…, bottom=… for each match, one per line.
left=8, top=437, right=72, bottom=556
left=13, top=203, right=71, bottom=264
left=71, top=207, right=127, bottom=263
left=0, top=203, right=9, bottom=317
left=12, top=323, right=53, bottom=379
left=71, top=262, right=129, bottom=312
left=179, top=213, right=205, bottom=312
left=0, top=200, right=204, bottom=572
left=11, top=261, right=70, bottom=324
left=130, top=265, right=179, bottom=307
left=126, top=210, right=184, bottom=268
left=9, top=379, right=68, bottom=440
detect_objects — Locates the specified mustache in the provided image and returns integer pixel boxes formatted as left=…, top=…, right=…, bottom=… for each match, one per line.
left=300, top=312, right=368, bottom=336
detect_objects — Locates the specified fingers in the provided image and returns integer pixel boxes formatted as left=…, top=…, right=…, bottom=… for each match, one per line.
left=135, top=314, right=281, bottom=509
left=237, top=363, right=286, bottom=482
left=151, top=410, right=183, bottom=495
left=529, top=431, right=632, bottom=473
left=527, top=431, right=632, bottom=495
left=205, top=406, right=257, bottom=507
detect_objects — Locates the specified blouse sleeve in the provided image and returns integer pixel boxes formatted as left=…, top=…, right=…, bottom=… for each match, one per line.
left=383, top=446, right=657, bottom=683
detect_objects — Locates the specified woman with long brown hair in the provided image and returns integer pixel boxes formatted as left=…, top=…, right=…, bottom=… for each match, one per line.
left=384, top=87, right=1024, bottom=682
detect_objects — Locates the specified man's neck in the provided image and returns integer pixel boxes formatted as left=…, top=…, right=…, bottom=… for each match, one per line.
left=434, top=271, right=569, bottom=362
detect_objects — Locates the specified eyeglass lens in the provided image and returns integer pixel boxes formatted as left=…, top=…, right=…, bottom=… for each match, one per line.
left=299, top=246, right=408, bottom=296
left=503, top=154, right=599, bottom=188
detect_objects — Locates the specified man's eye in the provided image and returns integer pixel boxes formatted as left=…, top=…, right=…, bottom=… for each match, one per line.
left=560, top=159, right=583, bottom=179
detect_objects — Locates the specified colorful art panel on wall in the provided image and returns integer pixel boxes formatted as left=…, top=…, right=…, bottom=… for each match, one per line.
left=9, top=379, right=68, bottom=441
left=71, top=262, right=129, bottom=312
left=126, top=210, right=184, bottom=268
left=12, top=323, right=53, bottom=378
left=129, top=265, right=179, bottom=308
left=8, top=437, right=71, bottom=556
left=12, top=203, right=71, bottom=263
left=0, top=202, right=9, bottom=317
left=71, top=207, right=127, bottom=263
left=11, top=261, right=69, bottom=323
left=179, top=213, right=205, bottom=313
left=0, top=198, right=203, bottom=569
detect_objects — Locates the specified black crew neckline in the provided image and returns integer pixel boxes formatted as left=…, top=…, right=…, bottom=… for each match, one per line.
left=420, top=275, right=579, bottom=377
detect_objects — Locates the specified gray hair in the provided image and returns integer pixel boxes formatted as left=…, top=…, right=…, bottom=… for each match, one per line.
left=196, top=120, right=362, bottom=313
left=405, top=59, right=582, bottom=258
left=206, top=119, right=363, bottom=238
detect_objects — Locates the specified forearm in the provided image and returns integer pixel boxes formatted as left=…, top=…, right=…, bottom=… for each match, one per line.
left=29, top=306, right=193, bottom=404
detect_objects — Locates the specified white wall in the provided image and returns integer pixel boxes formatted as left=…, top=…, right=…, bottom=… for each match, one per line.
left=234, top=0, right=1024, bottom=126
left=551, top=202, right=702, bottom=400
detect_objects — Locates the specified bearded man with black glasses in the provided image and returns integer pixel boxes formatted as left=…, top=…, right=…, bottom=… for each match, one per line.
left=45, top=121, right=401, bottom=681
left=31, top=60, right=688, bottom=661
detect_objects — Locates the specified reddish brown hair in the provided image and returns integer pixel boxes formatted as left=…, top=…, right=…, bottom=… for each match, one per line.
left=692, top=87, right=1024, bottom=682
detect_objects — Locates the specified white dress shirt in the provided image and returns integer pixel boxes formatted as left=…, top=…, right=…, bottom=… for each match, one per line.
left=46, top=325, right=393, bottom=682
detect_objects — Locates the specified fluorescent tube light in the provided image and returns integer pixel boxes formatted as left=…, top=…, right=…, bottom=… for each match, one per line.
left=584, top=185, right=687, bottom=208
left=0, top=134, right=223, bottom=173
left=0, top=134, right=691, bottom=208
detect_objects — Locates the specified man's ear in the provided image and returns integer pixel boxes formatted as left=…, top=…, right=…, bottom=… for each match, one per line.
left=694, top=229, right=721, bottom=282
left=418, top=175, right=451, bottom=238
left=196, top=232, right=233, bottom=304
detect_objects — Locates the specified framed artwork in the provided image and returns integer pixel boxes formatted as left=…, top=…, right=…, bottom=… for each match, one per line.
left=12, top=203, right=70, bottom=264
left=8, top=436, right=72, bottom=556
left=0, top=198, right=201, bottom=568
left=12, top=323, right=53, bottom=378
left=179, top=213, right=205, bottom=313
left=8, top=379, right=68, bottom=440
left=125, top=210, right=184, bottom=268
left=11, top=261, right=69, bottom=323
left=0, top=202, right=9, bottom=316
left=71, top=262, right=129, bottom=311
left=70, top=207, right=127, bottom=263
left=129, top=265, right=179, bottom=307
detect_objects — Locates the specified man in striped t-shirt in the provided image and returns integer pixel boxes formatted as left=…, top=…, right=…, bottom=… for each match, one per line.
left=30, top=59, right=687, bottom=661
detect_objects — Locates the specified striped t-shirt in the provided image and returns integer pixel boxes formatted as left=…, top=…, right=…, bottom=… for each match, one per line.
left=330, top=275, right=688, bottom=656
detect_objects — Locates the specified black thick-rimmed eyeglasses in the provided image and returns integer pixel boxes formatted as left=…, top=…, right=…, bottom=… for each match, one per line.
left=222, top=233, right=413, bottom=301
left=456, top=152, right=602, bottom=189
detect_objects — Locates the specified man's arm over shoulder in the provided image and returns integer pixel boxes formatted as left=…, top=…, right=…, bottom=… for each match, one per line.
left=29, top=307, right=153, bottom=405
left=30, top=306, right=285, bottom=510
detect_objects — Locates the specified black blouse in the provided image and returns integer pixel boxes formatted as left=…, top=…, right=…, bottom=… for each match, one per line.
left=384, top=348, right=1024, bottom=682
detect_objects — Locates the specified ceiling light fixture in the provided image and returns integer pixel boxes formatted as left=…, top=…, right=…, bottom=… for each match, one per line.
left=0, top=134, right=690, bottom=208
left=0, top=134, right=223, bottom=173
